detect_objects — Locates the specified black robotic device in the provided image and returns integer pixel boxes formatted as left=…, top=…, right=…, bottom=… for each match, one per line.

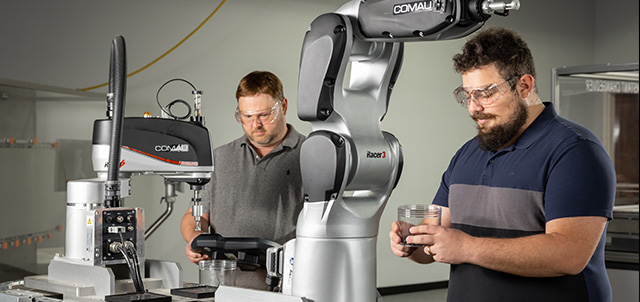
left=190, top=233, right=281, bottom=271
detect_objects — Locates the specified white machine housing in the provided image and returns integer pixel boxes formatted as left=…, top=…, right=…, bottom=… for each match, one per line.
left=63, top=178, right=142, bottom=266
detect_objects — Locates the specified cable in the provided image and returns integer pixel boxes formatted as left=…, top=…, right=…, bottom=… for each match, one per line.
left=118, top=233, right=146, bottom=293
left=125, top=241, right=145, bottom=293
left=79, top=0, right=227, bottom=91
left=116, top=243, right=144, bottom=293
left=117, top=233, right=141, bottom=291
left=155, top=78, right=197, bottom=120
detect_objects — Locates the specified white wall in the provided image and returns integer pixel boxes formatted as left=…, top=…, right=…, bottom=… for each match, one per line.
left=594, top=0, right=640, bottom=64
left=1, top=0, right=638, bottom=287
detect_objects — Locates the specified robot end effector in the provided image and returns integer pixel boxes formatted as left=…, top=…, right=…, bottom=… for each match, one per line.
left=191, top=187, right=205, bottom=232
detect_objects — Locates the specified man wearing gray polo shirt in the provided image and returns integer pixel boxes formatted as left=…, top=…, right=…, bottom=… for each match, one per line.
left=180, top=71, right=305, bottom=289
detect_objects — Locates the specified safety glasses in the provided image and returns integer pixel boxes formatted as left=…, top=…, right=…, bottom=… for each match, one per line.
left=453, top=76, right=519, bottom=108
left=235, top=100, right=281, bottom=125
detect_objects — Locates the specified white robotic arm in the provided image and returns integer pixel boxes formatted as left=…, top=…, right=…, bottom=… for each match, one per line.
left=292, top=7, right=404, bottom=302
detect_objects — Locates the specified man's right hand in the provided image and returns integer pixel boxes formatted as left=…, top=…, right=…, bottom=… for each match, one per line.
left=185, top=237, right=210, bottom=264
left=389, top=220, right=418, bottom=257
left=390, top=221, right=438, bottom=265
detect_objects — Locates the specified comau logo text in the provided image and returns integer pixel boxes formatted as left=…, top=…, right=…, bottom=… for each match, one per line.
left=366, top=151, right=386, bottom=159
left=155, top=144, right=189, bottom=152
left=393, top=1, right=445, bottom=15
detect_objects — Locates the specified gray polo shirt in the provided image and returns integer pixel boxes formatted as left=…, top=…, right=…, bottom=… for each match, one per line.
left=202, top=125, right=305, bottom=244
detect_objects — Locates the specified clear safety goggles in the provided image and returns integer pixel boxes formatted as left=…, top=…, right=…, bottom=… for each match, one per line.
left=235, top=100, right=281, bottom=125
left=453, top=76, right=519, bottom=108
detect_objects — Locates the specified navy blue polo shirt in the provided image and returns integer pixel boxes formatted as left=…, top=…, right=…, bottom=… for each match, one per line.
left=433, top=103, right=616, bottom=302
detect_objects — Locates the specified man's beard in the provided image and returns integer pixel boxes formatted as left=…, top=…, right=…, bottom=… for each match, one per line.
left=473, top=99, right=528, bottom=152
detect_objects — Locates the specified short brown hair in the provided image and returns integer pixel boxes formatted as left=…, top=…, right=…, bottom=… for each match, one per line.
left=453, top=27, right=536, bottom=90
left=236, top=71, right=284, bottom=101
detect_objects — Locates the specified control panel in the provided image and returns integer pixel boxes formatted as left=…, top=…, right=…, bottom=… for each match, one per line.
left=94, top=207, right=145, bottom=266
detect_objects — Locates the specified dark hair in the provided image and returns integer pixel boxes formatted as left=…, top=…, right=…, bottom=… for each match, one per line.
left=453, top=27, right=536, bottom=89
left=236, top=71, right=284, bottom=100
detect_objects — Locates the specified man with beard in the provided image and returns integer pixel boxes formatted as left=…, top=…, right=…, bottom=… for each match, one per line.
left=389, top=28, right=615, bottom=301
left=181, top=71, right=305, bottom=289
